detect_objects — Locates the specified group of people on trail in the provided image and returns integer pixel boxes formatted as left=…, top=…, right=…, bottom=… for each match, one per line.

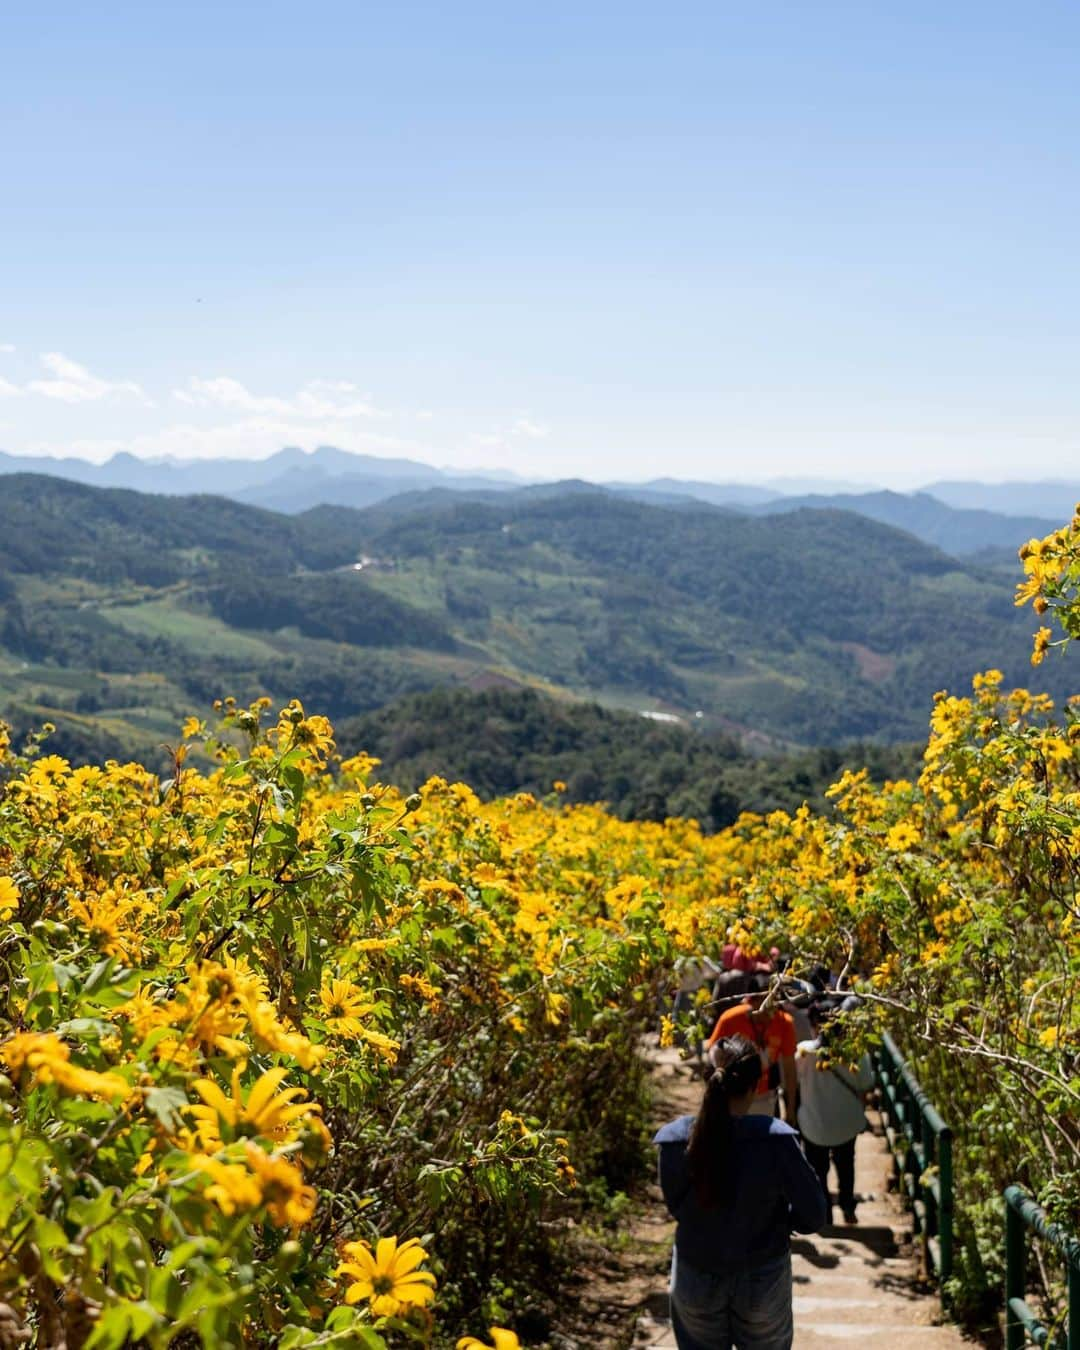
left=656, top=945, right=874, bottom=1349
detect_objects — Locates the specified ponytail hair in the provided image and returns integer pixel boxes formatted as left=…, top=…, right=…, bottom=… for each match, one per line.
left=685, top=1034, right=762, bottom=1209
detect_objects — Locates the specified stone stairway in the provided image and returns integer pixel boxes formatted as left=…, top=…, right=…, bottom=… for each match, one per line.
left=635, top=1046, right=973, bottom=1349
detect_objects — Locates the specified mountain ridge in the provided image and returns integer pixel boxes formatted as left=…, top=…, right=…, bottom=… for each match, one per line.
left=1, top=446, right=1072, bottom=556
left=0, top=473, right=1071, bottom=764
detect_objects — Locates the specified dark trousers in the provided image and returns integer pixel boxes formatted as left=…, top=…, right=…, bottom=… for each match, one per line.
left=803, top=1137, right=856, bottom=1219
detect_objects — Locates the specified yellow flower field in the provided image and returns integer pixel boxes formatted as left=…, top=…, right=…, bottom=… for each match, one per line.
left=0, top=696, right=739, bottom=1347
left=4, top=509, right=1080, bottom=1341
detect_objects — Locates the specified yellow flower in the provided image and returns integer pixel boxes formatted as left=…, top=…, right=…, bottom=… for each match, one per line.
left=1039, top=1026, right=1061, bottom=1049
left=0, top=1031, right=131, bottom=1101
left=472, top=862, right=507, bottom=888
left=357, top=1026, right=401, bottom=1063
left=1, top=1031, right=68, bottom=1076
left=189, top=1065, right=318, bottom=1149
left=457, top=1330, right=521, bottom=1350
left=246, top=999, right=327, bottom=1069
left=353, top=937, right=396, bottom=953
left=1032, top=626, right=1053, bottom=666
left=0, top=876, right=19, bottom=921
left=191, top=1143, right=316, bottom=1227
left=182, top=715, right=203, bottom=739
left=34, top=754, right=71, bottom=780
left=659, top=1015, right=675, bottom=1049
left=318, top=978, right=376, bottom=1037
left=885, top=821, right=920, bottom=852
left=339, top=750, right=382, bottom=781
left=190, top=1152, right=264, bottom=1215
left=67, top=887, right=147, bottom=959
left=42, top=1060, right=132, bottom=1101
left=336, top=1236, right=436, bottom=1317
left=243, top=1142, right=318, bottom=1228
left=399, top=972, right=443, bottom=1012
left=872, top=954, right=901, bottom=988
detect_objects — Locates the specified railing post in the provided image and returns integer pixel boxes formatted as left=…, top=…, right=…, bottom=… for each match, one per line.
left=921, top=1111, right=935, bottom=1268
left=938, top=1128, right=953, bottom=1284
left=1006, top=1193, right=1026, bottom=1350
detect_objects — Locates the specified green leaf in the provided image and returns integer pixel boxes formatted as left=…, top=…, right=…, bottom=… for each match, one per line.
left=145, top=1086, right=189, bottom=1132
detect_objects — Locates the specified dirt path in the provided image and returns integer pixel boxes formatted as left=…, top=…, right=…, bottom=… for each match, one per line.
left=554, top=1041, right=976, bottom=1349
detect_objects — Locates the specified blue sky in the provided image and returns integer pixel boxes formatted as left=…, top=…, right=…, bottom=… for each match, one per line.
left=2, top=1, right=1079, bottom=483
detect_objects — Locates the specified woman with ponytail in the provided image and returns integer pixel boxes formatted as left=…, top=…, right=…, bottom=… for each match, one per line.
left=654, top=1035, right=826, bottom=1349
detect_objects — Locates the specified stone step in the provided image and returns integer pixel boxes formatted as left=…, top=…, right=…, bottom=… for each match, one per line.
left=635, top=1046, right=973, bottom=1348
left=641, top=1314, right=963, bottom=1348
left=794, top=1328, right=967, bottom=1347
left=640, top=1319, right=963, bottom=1349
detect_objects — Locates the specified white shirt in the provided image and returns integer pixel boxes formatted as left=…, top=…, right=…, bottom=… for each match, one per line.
left=795, top=1037, right=874, bottom=1147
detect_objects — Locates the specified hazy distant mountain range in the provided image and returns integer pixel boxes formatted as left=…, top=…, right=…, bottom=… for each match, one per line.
left=0, top=445, right=1074, bottom=557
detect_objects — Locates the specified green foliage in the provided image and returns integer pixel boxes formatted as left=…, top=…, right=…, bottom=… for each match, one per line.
left=201, top=571, right=455, bottom=651
left=0, top=699, right=690, bottom=1346
left=352, top=491, right=1076, bottom=741
left=339, top=687, right=919, bottom=829
left=2, top=474, right=1076, bottom=767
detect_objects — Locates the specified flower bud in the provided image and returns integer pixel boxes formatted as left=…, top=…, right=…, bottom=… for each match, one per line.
left=276, top=1240, right=303, bottom=1273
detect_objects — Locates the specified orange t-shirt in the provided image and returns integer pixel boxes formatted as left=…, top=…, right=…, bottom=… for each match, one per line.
left=706, top=1004, right=796, bottom=1096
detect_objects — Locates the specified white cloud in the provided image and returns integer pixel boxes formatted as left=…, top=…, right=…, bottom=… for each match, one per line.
left=27, top=352, right=150, bottom=405
left=0, top=343, right=14, bottom=354
left=174, top=374, right=382, bottom=420
left=472, top=415, right=550, bottom=451
left=174, top=376, right=292, bottom=415
left=512, top=416, right=548, bottom=440
left=0, top=377, right=18, bottom=398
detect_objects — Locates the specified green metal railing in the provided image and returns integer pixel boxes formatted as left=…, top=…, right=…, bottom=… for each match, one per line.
left=1005, top=1185, right=1080, bottom=1349
left=873, top=1030, right=953, bottom=1292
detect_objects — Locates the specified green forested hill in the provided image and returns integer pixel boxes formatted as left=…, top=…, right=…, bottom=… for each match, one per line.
left=0, top=474, right=1070, bottom=764
left=0, top=475, right=460, bottom=762
left=349, top=490, right=1071, bottom=739
left=339, top=686, right=919, bottom=828
left=748, top=489, right=1055, bottom=557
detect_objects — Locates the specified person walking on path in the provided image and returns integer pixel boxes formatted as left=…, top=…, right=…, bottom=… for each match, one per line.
left=654, top=1034, right=827, bottom=1349
left=705, top=976, right=798, bottom=1123
left=795, top=1001, right=875, bottom=1225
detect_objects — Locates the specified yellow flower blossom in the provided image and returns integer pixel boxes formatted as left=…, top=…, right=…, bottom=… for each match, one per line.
left=189, top=1065, right=318, bottom=1150
left=1032, top=626, right=1053, bottom=666
left=399, top=972, right=443, bottom=1012
left=458, top=1331, right=522, bottom=1350
left=336, top=1236, right=436, bottom=1317
left=872, top=954, right=901, bottom=988
left=190, top=1152, right=264, bottom=1215
left=0, top=876, right=19, bottom=921
left=0, top=1032, right=131, bottom=1101
left=318, top=978, right=376, bottom=1037
left=884, top=821, right=920, bottom=852
left=357, top=1026, right=401, bottom=1063
left=472, top=862, right=507, bottom=888
left=242, top=1142, right=318, bottom=1227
